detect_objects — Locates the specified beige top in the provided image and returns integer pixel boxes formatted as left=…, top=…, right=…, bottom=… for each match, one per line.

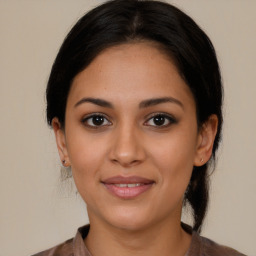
left=32, top=225, right=246, bottom=256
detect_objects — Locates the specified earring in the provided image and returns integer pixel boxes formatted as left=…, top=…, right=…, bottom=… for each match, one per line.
left=62, top=159, right=70, bottom=167
left=200, top=158, right=204, bottom=163
left=61, top=159, right=72, bottom=179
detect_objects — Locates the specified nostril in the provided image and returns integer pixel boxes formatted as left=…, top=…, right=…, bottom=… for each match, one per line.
left=111, top=157, right=141, bottom=167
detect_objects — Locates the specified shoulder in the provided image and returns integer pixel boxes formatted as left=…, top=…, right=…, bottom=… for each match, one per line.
left=188, top=232, right=246, bottom=256
left=31, top=225, right=91, bottom=256
left=31, top=238, right=74, bottom=256
left=200, top=235, right=246, bottom=256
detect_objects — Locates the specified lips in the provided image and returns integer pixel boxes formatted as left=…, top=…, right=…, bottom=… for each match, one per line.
left=101, top=176, right=154, bottom=199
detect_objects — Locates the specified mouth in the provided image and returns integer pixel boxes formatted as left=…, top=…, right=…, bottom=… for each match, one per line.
left=101, top=176, right=155, bottom=199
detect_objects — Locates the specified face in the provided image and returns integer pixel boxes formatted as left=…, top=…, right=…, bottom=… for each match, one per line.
left=53, top=42, right=217, bottom=231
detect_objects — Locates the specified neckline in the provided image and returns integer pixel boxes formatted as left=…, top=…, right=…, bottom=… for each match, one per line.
left=74, top=223, right=200, bottom=256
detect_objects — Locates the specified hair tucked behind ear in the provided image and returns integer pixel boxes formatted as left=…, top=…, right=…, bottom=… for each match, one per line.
left=46, top=0, right=223, bottom=232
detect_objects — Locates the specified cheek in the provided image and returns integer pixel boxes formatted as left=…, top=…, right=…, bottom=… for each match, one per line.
left=65, top=130, right=108, bottom=192
left=69, top=144, right=104, bottom=208
left=66, top=124, right=107, bottom=166
left=151, top=129, right=198, bottom=167
left=149, top=128, right=198, bottom=190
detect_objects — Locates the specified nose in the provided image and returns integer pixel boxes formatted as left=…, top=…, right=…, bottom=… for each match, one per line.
left=109, top=125, right=146, bottom=167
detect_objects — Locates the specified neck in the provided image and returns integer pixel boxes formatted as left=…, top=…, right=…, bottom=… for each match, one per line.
left=85, top=215, right=191, bottom=256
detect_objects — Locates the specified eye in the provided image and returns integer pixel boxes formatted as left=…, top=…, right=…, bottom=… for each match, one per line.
left=145, top=113, right=176, bottom=127
left=82, top=114, right=111, bottom=128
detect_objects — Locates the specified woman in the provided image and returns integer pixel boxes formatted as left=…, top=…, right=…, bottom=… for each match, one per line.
left=33, top=0, right=245, bottom=255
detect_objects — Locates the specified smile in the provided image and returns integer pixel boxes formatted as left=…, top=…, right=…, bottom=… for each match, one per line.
left=102, top=176, right=154, bottom=199
left=114, top=183, right=141, bottom=188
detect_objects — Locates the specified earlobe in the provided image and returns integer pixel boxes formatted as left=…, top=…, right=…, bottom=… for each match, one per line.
left=52, top=117, right=70, bottom=167
left=194, top=114, right=218, bottom=166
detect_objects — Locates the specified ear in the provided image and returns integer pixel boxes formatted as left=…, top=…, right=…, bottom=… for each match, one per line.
left=194, top=114, right=218, bottom=166
left=52, top=117, right=70, bottom=167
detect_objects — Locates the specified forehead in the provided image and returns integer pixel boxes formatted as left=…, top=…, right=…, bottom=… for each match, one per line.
left=68, top=42, right=195, bottom=109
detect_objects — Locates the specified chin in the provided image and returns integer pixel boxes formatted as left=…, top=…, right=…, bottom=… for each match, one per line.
left=110, top=218, right=151, bottom=232
left=101, top=206, right=157, bottom=232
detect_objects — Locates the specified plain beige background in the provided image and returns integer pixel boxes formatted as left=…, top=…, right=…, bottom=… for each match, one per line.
left=0, top=1, right=255, bottom=255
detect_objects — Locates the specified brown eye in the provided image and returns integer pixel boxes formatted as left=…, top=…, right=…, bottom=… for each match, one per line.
left=82, top=114, right=111, bottom=127
left=152, top=115, right=166, bottom=126
left=145, top=114, right=176, bottom=127
left=91, top=116, right=105, bottom=126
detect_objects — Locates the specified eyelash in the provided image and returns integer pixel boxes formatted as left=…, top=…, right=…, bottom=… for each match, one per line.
left=144, top=113, right=177, bottom=128
left=81, top=113, right=112, bottom=128
left=81, top=113, right=177, bottom=129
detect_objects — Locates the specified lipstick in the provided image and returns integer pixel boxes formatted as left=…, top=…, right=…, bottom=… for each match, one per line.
left=102, top=176, right=154, bottom=199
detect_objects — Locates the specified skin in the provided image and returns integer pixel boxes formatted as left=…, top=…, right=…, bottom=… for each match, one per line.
left=53, top=42, right=218, bottom=256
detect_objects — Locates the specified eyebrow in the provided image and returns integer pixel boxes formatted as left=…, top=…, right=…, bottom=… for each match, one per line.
left=74, top=96, right=183, bottom=109
left=74, top=97, right=113, bottom=108
left=139, top=97, right=184, bottom=109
